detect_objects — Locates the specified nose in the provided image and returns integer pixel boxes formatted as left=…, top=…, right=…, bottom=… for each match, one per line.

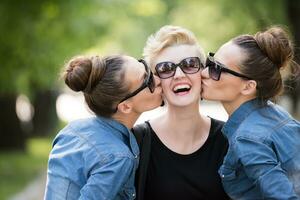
left=173, top=66, right=185, bottom=79
left=201, top=67, right=209, bottom=79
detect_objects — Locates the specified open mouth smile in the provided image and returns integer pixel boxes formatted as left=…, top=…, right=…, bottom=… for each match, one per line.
left=173, top=84, right=191, bottom=95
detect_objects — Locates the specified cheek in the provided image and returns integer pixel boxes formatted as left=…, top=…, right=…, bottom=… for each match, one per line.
left=161, top=80, right=171, bottom=93
left=135, top=88, right=161, bottom=108
left=132, top=91, right=154, bottom=111
left=203, top=79, right=242, bottom=101
left=204, top=80, right=223, bottom=93
left=191, top=73, right=201, bottom=88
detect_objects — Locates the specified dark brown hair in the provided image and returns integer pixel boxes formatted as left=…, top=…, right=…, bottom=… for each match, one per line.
left=63, top=55, right=129, bottom=118
left=232, top=26, right=298, bottom=100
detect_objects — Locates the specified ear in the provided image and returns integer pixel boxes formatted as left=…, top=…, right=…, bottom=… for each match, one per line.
left=241, top=80, right=257, bottom=96
left=116, top=101, right=133, bottom=114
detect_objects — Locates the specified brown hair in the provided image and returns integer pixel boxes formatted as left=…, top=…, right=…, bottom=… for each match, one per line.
left=232, top=26, right=298, bottom=100
left=63, top=55, right=129, bottom=117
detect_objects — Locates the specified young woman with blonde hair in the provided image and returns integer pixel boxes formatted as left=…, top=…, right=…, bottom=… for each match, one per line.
left=134, top=25, right=229, bottom=200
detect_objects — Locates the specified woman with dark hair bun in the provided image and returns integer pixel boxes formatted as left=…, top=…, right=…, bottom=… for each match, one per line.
left=44, top=54, right=162, bottom=200
left=201, top=26, right=300, bottom=199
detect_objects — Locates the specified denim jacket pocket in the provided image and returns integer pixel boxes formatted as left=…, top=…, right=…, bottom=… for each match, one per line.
left=119, top=185, right=136, bottom=200
left=219, top=164, right=237, bottom=181
left=218, top=164, right=242, bottom=199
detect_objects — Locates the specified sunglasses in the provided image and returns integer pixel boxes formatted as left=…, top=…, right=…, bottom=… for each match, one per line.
left=155, top=57, right=202, bottom=79
left=118, top=59, right=155, bottom=104
left=205, top=52, right=252, bottom=81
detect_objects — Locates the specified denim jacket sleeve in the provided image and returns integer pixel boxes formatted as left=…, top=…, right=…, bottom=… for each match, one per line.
left=45, top=127, right=137, bottom=200
left=235, top=136, right=299, bottom=199
left=79, top=154, right=135, bottom=200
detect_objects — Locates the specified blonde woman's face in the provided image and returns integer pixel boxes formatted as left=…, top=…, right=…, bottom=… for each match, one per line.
left=152, top=44, right=202, bottom=107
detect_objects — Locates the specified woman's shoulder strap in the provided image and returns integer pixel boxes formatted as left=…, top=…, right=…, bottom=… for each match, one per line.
left=132, top=122, right=151, bottom=148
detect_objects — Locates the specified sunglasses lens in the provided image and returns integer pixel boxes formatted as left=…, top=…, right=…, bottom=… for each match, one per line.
left=206, top=56, right=220, bottom=81
left=180, top=57, right=200, bottom=74
left=155, top=62, right=175, bottom=79
left=209, top=64, right=221, bottom=80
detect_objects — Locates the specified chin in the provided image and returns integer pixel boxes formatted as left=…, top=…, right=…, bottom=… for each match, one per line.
left=173, top=99, right=197, bottom=107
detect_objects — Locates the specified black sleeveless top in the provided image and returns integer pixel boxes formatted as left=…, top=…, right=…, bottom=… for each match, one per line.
left=144, top=118, right=229, bottom=200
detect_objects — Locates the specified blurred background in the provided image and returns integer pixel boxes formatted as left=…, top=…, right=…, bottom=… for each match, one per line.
left=1, top=0, right=300, bottom=199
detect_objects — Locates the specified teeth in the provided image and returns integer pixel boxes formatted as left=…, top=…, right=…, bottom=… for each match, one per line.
left=173, top=84, right=191, bottom=92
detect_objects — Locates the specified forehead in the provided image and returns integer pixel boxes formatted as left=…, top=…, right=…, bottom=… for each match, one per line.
left=123, top=56, right=145, bottom=84
left=154, top=44, right=200, bottom=64
left=215, top=41, right=245, bottom=67
left=123, top=56, right=144, bottom=70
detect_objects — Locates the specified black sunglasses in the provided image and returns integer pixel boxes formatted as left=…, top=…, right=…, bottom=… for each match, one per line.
left=155, top=57, right=202, bottom=79
left=205, top=52, right=252, bottom=81
left=118, top=59, right=155, bottom=105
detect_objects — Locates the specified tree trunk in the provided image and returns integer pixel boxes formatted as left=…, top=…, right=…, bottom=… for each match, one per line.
left=286, top=0, right=300, bottom=116
left=31, top=90, right=59, bottom=137
left=0, top=94, right=26, bottom=151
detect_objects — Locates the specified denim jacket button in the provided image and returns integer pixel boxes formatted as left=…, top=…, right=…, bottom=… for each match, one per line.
left=221, top=174, right=225, bottom=178
left=132, top=193, right=136, bottom=198
left=134, top=155, right=138, bottom=159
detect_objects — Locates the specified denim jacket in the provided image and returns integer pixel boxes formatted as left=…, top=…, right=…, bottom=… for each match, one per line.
left=219, top=99, right=300, bottom=200
left=44, top=116, right=139, bottom=200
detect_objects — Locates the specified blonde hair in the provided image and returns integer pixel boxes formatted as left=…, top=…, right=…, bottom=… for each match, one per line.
left=143, top=25, right=205, bottom=68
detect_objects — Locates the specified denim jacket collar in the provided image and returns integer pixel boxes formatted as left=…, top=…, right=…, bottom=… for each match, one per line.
left=222, top=98, right=266, bottom=139
left=96, top=115, right=139, bottom=157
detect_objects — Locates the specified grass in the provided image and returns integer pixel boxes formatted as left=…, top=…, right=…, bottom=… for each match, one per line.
left=0, top=137, right=53, bottom=200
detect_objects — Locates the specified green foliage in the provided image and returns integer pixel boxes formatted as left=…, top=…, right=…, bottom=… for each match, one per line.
left=169, top=0, right=288, bottom=53
left=0, top=0, right=175, bottom=97
left=0, top=0, right=109, bottom=96
left=0, top=137, right=52, bottom=200
left=0, top=0, right=290, bottom=96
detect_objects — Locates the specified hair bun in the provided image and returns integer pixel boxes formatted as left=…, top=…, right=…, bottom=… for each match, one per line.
left=63, top=55, right=104, bottom=93
left=254, top=26, right=293, bottom=69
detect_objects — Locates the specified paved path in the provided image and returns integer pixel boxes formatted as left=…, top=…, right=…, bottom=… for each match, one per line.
left=9, top=171, right=46, bottom=200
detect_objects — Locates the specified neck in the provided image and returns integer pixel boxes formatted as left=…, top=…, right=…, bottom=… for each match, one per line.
left=152, top=102, right=210, bottom=154
left=163, top=102, right=205, bottom=137
left=222, top=96, right=255, bottom=116
left=112, top=112, right=140, bottom=129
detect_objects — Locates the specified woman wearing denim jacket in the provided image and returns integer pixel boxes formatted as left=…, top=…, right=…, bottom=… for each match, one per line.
left=44, top=54, right=162, bottom=200
left=201, top=26, right=300, bottom=199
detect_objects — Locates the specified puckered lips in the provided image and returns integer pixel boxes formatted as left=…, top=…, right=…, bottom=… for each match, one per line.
left=172, top=83, right=191, bottom=95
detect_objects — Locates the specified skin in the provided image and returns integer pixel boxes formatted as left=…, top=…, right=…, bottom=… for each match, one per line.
left=149, top=44, right=211, bottom=155
left=114, top=56, right=163, bottom=128
left=201, top=41, right=257, bottom=116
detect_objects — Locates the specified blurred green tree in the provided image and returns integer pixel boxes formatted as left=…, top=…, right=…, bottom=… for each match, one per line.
left=286, top=0, right=300, bottom=116
left=0, top=0, right=115, bottom=150
left=0, top=0, right=298, bottom=151
left=0, top=0, right=174, bottom=150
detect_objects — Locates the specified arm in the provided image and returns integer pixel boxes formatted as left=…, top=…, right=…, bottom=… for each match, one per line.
left=79, top=156, right=135, bottom=200
left=236, top=137, right=299, bottom=200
